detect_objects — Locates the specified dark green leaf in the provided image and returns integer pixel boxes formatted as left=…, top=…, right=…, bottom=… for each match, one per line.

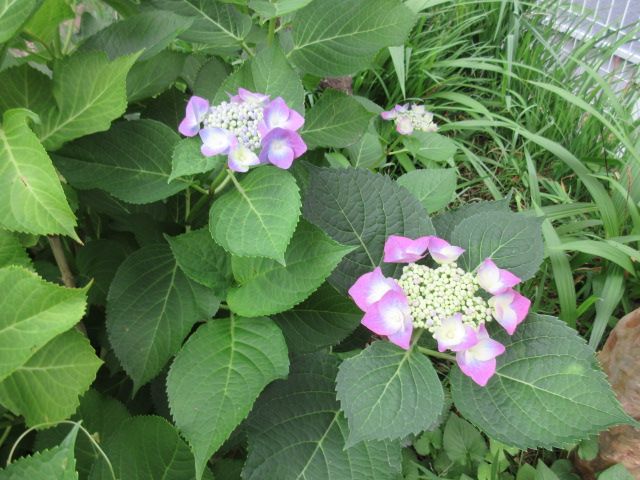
left=432, top=199, right=510, bottom=241
left=397, top=169, right=457, bottom=214
left=76, top=239, right=131, bottom=305
left=442, top=414, right=487, bottom=465
left=0, top=65, right=53, bottom=115
left=127, top=51, right=187, bottom=102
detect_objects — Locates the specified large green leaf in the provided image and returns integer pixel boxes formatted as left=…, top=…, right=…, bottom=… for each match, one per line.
left=272, top=283, right=361, bottom=353
left=402, top=132, right=457, bottom=163
left=228, top=221, right=354, bottom=317
left=0, top=230, right=32, bottom=269
left=80, top=11, right=192, bottom=61
left=54, top=119, right=188, bottom=204
left=36, top=51, right=138, bottom=151
left=244, top=353, right=403, bottom=480
left=106, top=244, right=219, bottom=391
left=451, top=314, right=632, bottom=449
left=0, top=329, right=102, bottom=427
left=209, top=167, right=300, bottom=263
left=0, top=0, right=39, bottom=43
left=303, top=167, right=434, bottom=293
left=152, top=0, right=252, bottom=54
left=336, top=341, right=444, bottom=446
left=397, top=168, right=457, bottom=214
left=0, top=423, right=80, bottom=480
left=0, top=65, right=53, bottom=115
left=0, top=266, right=87, bottom=383
left=167, top=317, right=289, bottom=479
left=450, top=210, right=543, bottom=281
left=347, top=126, right=384, bottom=168
left=169, top=137, right=224, bottom=182
left=0, top=109, right=77, bottom=238
left=127, top=51, right=186, bottom=102
left=302, top=90, right=372, bottom=149
left=432, top=199, right=509, bottom=241
left=76, top=239, right=131, bottom=306
left=90, top=416, right=209, bottom=480
left=249, top=0, right=313, bottom=18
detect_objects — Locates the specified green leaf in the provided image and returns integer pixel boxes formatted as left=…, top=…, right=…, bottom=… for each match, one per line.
left=0, top=65, right=53, bottom=115
left=90, top=415, right=209, bottom=480
left=0, top=266, right=87, bottom=383
left=402, top=132, right=457, bottom=163
left=535, top=462, right=560, bottom=480
left=346, top=126, right=384, bottom=168
left=166, top=228, right=233, bottom=297
left=0, top=109, right=77, bottom=238
left=302, top=90, right=372, bottom=149
left=167, top=317, right=289, bottom=479
left=442, top=414, right=487, bottom=466
left=192, top=57, right=229, bottom=100
left=54, top=119, right=188, bottom=204
left=249, top=0, right=313, bottom=18
left=450, top=314, right=633, bottom=449
left=450, top=210, right=543, bottom=281
left=36, top=51, right=138, bottom=151
left=209, top=167, right=300, bottom=263
left=272, top=283, right=361, bottom=353
left=127, top=51, right=186, bottom=102
left=432, top=199, right=509, bottom=241
left=245, top=353, right=403, bottom=480
left=0, top=0, right=39, bottom=43
left=23, top=0, right=73, bottom=46
left=397, top=169, right=457, bottom=214
left=303, top=167, right=435, bottom=293
left=228, top=221, right=354, bottom=317
left=169, top=137, right=224, bottom=182
left=152, top=0, right=252, bottom=54
left=0, top=423, right=80, bottom=480
left=0, top=230, right=31, bottom=269
left=336, top=341, right=444, bottom=445
left=287, top=0, right=415, bottom=76
left=598, top=464, right=635, bottom=480
left=0, top=329, right=102, bottom=427
left=76, top=239, right=131, bottom=306
left=80, top=11, right=192, bottom=61
left=106, top=244, right=219, bottom=391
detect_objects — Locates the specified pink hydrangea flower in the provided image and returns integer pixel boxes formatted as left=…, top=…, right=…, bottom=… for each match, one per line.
left=230, top=87, right=270, bottom=105
left=259, top=128, right=307, bottom=169
left=178, top=96, right=209, bottom=137
left=455, top=324, right=505, bottom=386
left=383, top=235, right=430, bottom=263
left=428, top=237, right=465, bottom=264
left=380, top=103, right=437, bottom=135
left=361, top=290, right=414, bottom=349
left=258, top=97, right=305, bottom=137
left=348, top=267, right=402, bottom=312
left=488, top=289, right=531, bottom=335
left=433, top=313, right=478, bottom=352
left=477, top=259, right=521, bottom=295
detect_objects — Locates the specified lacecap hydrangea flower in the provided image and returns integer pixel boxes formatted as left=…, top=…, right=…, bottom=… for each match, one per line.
left=178, top=88, right=307, bottom=173
left=381, top=104, right=438, bottom=135
left=348, top=235, right=531, bottom=386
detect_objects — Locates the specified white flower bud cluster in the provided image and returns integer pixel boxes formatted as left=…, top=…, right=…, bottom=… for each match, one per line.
left=203, top=101, right=263, bottom=150
left=403, top=105, right=438, bottom=132
left=397, top=262, right=492, bottom=332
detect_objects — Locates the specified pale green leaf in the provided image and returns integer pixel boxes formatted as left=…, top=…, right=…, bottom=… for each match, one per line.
left=106, top=244, right=219, bottom=391
left=442, top=414, right=487, bottom=465
left=0, top=329, right=102, bottom=427
left=244, top=353, right=403, bottom=480
left=127, top=51, right=186, bottom=102
left=0, top=109, right=77, bottom=238
left=228, top=220, right=354, bottom=316
left=397, top=168, right=457, bottom=214
left=249, top=0, right=313, bottom=18
left=336, top=341, right=444, bottom=445
left=209, top=167, right=300, bottom=263
left=0, top=266, right=87, bottom=383
left=346, top=126, right=384, bottom=169
left=0, top=230, right=32, bottom=269
left=167, top=317, right=289, bottom=479
left=287, top=0, right=415, bottom=76
left=54, top=119, right=188, bottom=204
left=169, top=137, right=224, bottom=182
left=23, top=0, right=73, bottom=46
left=0, top=0, right=39, bottom=43
left=402, top=132, right=457, bottom=163
left=451, top=315, right=633, bottom=449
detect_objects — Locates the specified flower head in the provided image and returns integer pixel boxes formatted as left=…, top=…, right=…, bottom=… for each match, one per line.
left=361, top=290, right=413, bottom=349
left=455, top=324, right=505, bottom=386
left=381, top=103, right=438, bottom=135
left=477, top=259, right=521, bottom=295
left=259, top=128, right=307, bottom=169
left=428, top=237, right=465, bottom=264
left=179, top=96, right=209, bottom=137
left=383, top=235, right=430, bottom=263
left=488, top=289, right=531, bottom=335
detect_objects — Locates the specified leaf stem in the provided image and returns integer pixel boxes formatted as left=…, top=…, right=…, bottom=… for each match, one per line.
left=48, top=236, right=76, bottom=288
left=190, top=183, right=209, bottom=195
left=213, top=173, right=233, bottom=194
left=241, top=41, right=255, bottom=57
left=417, top=346, right=455, bottom=362
left=267, top=18, right=276, bottom=46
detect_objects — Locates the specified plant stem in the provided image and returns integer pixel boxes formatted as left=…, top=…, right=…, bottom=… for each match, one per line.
left=48, top=236, right=76, bottom=288
left=213, top=173, right=233, bottom=194
left=417, top=346, right=455, bottom=362
left=190, top=183, right=209, bottom=195
left=267, top=18, right=276, bottom=46
left=241, top=41, right=255, bottom=57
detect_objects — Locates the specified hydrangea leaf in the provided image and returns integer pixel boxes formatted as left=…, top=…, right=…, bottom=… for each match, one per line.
left=442, top=414, right=488, bottom=465
left=346, top=126, right=384, bottom=168
left=0, top=109, right=77, bottom=238
left=244, top=353, right=403, bottom=480
left=450, top=210, right=543, bottom=281
left=0, top=423, right=80, bottom=480
left=451, top=314, right=633, bottom=449
left=0, top=65, right=54, bottom=115
left=192, top=57, right=229, bottom=100
left=249, top=0, right=314, bottom=18
left=127, top=51, right=187, bottom=102
left=89, top=416, right=212, bottom=480
left=0, top=0, right=39, bottom=43
left=106, top=244, right=219, bottom=391
left=0, top=266, right=87, bottom=383
left=0, top=230, right=32, bottom=269
left=54, top=119, right=188, bottom=204
left=169, top=137, right=224, bottom=182
left=209, top=166, right=301, bottom=264
left=302, top=90, right=372, bottom=149
left=167, top=317, right=289, bottom=480
left=0, top=329, right=102, bottom=427
left=432, top=199, right=510, bottom=241
left=166, top=228, right=233, bottom=297
left=402, top=132, right=457, bottom=163
left=35, top=51, right=139, bottom=151
left=336, top=341, right=444, bottom=446
left=287, top=0, right=415, bottom=76
left=397, top=168, right=457, bottom=214
left=227, top=221, right=354, bottom=317
left=303, top=167, right=435, bottom=293
left=23, top=0, right=73, bottom=46
left=272, top=283, right=361, bottom=353
left=76, top=239, right=131, bottom=306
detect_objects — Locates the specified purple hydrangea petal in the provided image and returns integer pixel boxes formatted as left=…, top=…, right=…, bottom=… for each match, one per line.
left=259, top=128, right=307, bottom=169
left=428, top=236, right=465, bottom=264
left=380, top=109, right=397, bottom=120
left=383, top=235, right=430, bottom=263
left=477, top=259, right=521, bottom=295
left=199, top=127, right=236, bottom=157
left=433, top=313, right=478, bottom=352
left=231, top=88, right=270, bottom=105
left=348, top=267, right=402, bottom=312
left=489, top=289, right=531, bottom=335
left=360, top=290, right=413, bottom=349
left=227, top=145, right=260, bottom=173
left=179, top=96, right=209, bottom=137
left=259, top=97, right=305, bottom=136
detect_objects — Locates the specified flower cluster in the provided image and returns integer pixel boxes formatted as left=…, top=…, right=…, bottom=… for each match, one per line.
left=380, top=104, right=438, bottom=135
left=348, top=235, right=531, bottom=386
left=178, top=88, right=307, bottom=173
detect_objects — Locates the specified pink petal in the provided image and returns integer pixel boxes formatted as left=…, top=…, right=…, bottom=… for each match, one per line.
left=200, top=127, right=235, bottom=157
left=470, top=336, right=505, bottom=361
left=227, top=145, right=260, bottom=173
left=387, top=322, right=413, bottom=350
left=383, top=235, right=430, bottom=263
left=179, top=96, right=209, bottom=137
left=396, top=117, right=413, bottom=135
left=489, top=289, right=531, bottom=335
left=428, top=237, right=465, bottom=264
left=456, top=353, right=497, bottom=387
left=380, top=110, right=397, bottom=120
left=268, top=143, right=294, bottom=169
left=348, top=267, right=401, bottom=312
left=361, top=290, right=411, bottom=336
left=433, top=313, right=478, bottom=352
left=477, top=259, right=521, bottom=294
left=236, top=88, right=269, bottom=105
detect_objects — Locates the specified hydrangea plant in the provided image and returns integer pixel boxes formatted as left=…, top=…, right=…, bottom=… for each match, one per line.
left=0, top=0, right=634, bottom=478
